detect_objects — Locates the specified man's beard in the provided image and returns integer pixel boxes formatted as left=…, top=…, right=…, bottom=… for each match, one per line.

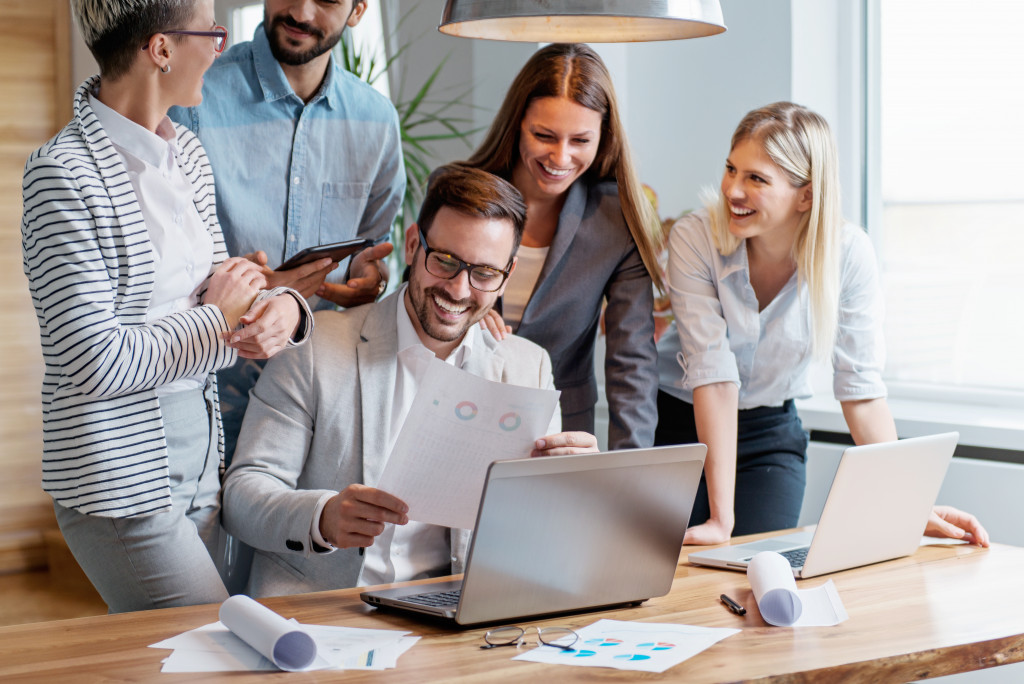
left=410, top=283, right=482, bottom=343
left=407, top=259, right=486, bottom=344
left=265, top=14, right=345, bottom=66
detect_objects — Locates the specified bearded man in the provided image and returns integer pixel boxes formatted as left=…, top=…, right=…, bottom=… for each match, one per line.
left=170, top=0, right=404, bottom=463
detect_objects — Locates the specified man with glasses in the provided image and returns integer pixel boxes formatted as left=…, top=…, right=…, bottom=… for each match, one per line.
left=220, top=166, right=598, bottom=597
left=169, top=0, right=403, bottom=464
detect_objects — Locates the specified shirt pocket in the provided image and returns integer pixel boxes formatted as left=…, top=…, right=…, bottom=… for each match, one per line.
left=318, top=181, right=371, bottom=242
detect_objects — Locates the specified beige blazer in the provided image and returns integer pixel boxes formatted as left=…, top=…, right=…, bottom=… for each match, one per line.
left=222, top=290, right=556, bottom=597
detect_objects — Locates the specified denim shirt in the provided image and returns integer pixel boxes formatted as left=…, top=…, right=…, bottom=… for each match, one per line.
left=169, top=25, right=404, bottom=305
left=657, top=209, right=887, bottom=409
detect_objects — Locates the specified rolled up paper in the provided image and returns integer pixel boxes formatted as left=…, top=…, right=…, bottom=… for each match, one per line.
left=747, top=551, right=803, bottom=627
left=219, top=595, right=317, bottom=671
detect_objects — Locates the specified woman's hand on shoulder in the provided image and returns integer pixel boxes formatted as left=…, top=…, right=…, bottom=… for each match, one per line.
left=225, top=293, right=301, bottom=359
left=479, top=309, right=511, bottom=341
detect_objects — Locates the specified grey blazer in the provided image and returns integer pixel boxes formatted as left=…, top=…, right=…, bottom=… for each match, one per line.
left=222, top=290, right=556, bottom=597
left=512, top=179, right=657, bottom=450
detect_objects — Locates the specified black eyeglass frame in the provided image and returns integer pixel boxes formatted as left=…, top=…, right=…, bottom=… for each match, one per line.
left=418, top=232, right=513, bottom=293
left=479, top=625, right=578, bottom=651
left=142, top=26, right=229, bottom=53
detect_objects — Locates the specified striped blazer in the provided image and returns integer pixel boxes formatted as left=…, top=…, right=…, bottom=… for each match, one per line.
left=21, top=76, right=301, bottom=518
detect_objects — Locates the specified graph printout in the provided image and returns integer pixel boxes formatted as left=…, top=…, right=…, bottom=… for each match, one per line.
left=513, top=619, right=740, bottom=673
left=376, top=358, right=560, bottom=529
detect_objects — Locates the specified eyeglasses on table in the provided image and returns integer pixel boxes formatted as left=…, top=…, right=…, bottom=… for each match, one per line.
left=479, top=625, right=578, bottom=651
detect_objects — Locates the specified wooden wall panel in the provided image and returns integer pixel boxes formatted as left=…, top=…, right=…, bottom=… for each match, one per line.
left=0, top=0, right=73, bottom=572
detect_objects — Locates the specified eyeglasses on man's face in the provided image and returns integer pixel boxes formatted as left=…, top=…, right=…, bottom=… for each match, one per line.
left=480, top=625, right=578, bottom=651
left=142, top=26, right=229, bottom=54
left=419, top=232, right=512, bottom=293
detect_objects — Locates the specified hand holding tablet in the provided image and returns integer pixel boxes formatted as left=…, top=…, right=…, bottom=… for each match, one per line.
left=275, top=239, right=373, bottom=271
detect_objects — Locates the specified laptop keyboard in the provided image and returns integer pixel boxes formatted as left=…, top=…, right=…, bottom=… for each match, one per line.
left=779, top=547, right=809, bottom=568
left=401, top=589, right=462, bottom=607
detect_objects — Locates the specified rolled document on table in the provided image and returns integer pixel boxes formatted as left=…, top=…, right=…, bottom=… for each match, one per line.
left=747, top=551, right=803, bottom=626
left=219, top=595, right=317, bottom=671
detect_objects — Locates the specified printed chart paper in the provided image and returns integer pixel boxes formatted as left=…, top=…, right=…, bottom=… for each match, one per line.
left=513, top=619, right=739, bottom=673
left=377, top=358, right=559, bottom=529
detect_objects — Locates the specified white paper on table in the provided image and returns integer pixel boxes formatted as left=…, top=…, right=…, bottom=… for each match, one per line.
left=747, top=551, right=849, bottom=627
left=150, top=603, right=422, bottom=673
left=376, top=358, right=560, bottom=529
left=339, top=636, right=421, bottom=670
left=302, top=624, right=415, bottom=669
left=513, top=619, right=740, bottom=673
left=217, top=595, right=318, bottom=671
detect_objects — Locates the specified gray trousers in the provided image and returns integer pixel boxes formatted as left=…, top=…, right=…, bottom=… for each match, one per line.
left=54, top=381, right=229, bottom=613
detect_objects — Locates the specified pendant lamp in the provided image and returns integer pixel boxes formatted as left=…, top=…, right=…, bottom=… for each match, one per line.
left=438, top=0, right=726, bottom=42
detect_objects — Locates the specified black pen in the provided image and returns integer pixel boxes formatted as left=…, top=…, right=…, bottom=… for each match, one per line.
left=720, top=593, right=746, bottom=616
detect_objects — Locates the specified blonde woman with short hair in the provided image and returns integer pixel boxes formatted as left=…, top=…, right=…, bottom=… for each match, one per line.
left=21, top=0, right=311, bottom=612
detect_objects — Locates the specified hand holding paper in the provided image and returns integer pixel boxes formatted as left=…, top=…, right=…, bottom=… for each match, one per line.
left=376, top=358, right=559, bottom=529
left=319, top=484, right=409, bottom=549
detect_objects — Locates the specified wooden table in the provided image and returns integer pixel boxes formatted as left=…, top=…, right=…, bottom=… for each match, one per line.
left=2, top=532, right=1022, bottom=682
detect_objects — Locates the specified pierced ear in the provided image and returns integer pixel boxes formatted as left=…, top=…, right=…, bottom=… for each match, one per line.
left=142, top=33, right=173, bottom=72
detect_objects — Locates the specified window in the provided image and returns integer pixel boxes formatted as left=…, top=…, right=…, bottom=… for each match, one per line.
left=874, top=0, right=1024, bottom=400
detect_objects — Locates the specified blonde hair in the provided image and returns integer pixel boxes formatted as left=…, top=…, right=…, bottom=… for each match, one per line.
left=460, top=43, right=664, bottom=291
left=707, top=102, right=842, bottom=359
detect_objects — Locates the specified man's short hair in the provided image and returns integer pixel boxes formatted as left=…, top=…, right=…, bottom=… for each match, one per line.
left=417, top=165, right=527, bottom=254
left=71, top=0, right=195, bottom=80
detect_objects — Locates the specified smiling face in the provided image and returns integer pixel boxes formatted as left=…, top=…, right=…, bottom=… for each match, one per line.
left=403, top=207, right=517, bottom=358
left=166, top=0, right=219, bottom=108
left=511, top=96, right=603, bottom=202
left=264, top=0, right=365, bottom=66
left=720, top=136, right=812, bottom=247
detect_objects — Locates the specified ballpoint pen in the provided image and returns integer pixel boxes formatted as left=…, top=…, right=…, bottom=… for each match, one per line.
left=720, top=593, right=747, bottom=616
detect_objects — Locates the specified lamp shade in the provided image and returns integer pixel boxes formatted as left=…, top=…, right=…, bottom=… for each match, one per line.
left=438, top=0, right=726, bottom=43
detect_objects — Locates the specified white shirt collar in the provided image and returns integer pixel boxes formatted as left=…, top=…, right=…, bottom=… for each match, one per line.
left=395, top=283, right=478, bottom=368
left=88, top=93, right=179, bottom=170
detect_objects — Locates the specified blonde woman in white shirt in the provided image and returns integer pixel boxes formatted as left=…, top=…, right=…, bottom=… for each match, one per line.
left=656, top=102, right=988, bottom=547
left=21, top=0, right=311, bottom=612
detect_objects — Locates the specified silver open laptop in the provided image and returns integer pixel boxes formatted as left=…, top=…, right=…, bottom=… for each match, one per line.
left=360, top=444, right=706, bottom=626
left=687, top=432, right=957, bottom=579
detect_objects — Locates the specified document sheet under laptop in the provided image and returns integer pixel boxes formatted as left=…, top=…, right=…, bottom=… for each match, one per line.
left=687, top=432, right=958, bottom=578
left=361, top=444, right=707, bottom=626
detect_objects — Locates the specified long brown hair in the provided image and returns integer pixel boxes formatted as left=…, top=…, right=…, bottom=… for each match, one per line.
left=461, top=43, right=664, bottom=291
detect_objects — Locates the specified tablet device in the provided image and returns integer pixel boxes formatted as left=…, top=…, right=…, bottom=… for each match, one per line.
left=275, top=239, right=372, bottom=271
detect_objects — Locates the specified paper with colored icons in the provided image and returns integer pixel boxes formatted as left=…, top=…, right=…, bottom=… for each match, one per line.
left=513, top=619, right=739, bottom=673
left=376, top=357, right=560, bottom=529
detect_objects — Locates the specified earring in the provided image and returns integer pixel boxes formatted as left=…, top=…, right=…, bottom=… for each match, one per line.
left=160, top=64, right=171, bottom=74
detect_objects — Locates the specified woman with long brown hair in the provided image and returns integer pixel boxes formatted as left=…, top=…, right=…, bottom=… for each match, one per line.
left=458, top=43, right=661, bottom=449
